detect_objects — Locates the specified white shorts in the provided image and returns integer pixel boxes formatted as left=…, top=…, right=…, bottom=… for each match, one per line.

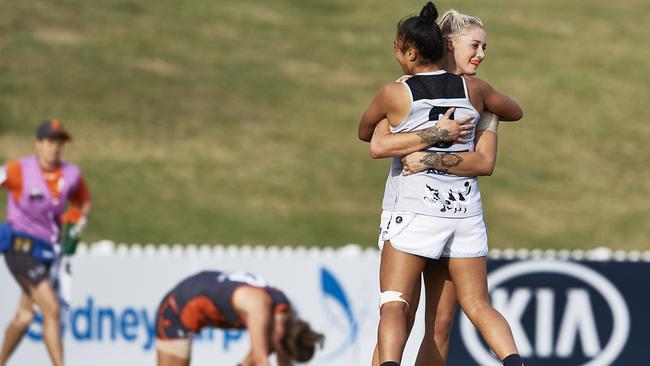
left=378, top=210, right=488, bottom=259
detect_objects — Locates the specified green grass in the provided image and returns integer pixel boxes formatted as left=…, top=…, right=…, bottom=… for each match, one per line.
left=1, top=0, right=648, bottom=249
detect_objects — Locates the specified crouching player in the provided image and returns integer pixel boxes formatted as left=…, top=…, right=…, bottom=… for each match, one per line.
left=155, top=270, right=324, bottom=366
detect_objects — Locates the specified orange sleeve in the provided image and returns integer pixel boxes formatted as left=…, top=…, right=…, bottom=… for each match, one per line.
left=2, top=161, right=22, bottom=202
left=69, top=175, right=91, bottom=207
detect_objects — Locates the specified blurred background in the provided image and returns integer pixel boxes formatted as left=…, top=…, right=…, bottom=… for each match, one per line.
left=1, top=0, right=648, bottom=250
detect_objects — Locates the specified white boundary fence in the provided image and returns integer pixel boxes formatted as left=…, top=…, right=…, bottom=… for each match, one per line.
left=74, top=240, right=650, bottom=262
left=1, top=241, right=649, bottom=366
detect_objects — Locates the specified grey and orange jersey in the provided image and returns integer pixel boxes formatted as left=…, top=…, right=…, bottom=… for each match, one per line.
left=162, top=270, right=290, bottom=333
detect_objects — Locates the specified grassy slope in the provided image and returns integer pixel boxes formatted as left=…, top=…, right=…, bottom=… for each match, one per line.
left=0, top=0, right=648, bottom=249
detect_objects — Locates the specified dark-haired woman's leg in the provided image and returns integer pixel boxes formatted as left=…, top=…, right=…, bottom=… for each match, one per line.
left=377, top=242, right=427, bottom=364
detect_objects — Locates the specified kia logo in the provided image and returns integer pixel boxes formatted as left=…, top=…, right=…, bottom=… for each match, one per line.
left=460, top=261, right=630, bottom=366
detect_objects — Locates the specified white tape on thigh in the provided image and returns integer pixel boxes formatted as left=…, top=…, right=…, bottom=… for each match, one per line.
left=379, top=290, right=409, bottom=308
left=476, top=111, right=499, bottom=133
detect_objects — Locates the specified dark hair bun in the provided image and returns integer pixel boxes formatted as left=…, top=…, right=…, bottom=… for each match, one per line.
left=420, top=1, right=439, bottom=23
left=395, top=1, right=444, bottom=63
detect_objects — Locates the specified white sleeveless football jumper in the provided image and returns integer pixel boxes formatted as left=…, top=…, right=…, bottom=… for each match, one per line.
left=378, top=71, right=488, bottom=259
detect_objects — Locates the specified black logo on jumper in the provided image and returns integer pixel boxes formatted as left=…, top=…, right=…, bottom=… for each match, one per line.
left=423, top=181, right=471, bottom=213
left=395, top=216, right=403, bottom=224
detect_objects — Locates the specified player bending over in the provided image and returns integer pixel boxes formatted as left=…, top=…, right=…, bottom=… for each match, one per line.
left=155, top=270, right=324, bottom=366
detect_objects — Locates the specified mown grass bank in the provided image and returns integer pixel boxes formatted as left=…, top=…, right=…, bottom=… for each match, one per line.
left=1, top=0, right=648, bottom=249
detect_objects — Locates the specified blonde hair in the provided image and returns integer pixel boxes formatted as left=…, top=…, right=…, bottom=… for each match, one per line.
left=438, top=9, right=484, bottom=38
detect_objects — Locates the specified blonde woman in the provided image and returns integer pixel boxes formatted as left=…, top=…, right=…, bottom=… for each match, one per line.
left=358, top=3, right=523, bottom=366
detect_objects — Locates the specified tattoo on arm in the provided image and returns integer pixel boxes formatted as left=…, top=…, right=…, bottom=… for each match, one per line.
left=419, top=153, right=464, bottom=174
left=417, top=126, right=449, bottom=145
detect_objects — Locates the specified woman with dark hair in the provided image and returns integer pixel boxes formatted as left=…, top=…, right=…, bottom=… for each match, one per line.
left=155, top=270, right=324, bottom=366
left=358, top=3, right=523, bottom=366
left=365, top=8, right=523, bottom=366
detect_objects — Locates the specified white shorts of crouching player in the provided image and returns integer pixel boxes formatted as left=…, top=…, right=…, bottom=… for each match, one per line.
left=377, top=210, right=488, bottom=259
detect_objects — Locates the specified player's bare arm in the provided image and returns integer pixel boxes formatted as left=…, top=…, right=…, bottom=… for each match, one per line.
left=419, top=152, right=464, bottom=174
left=418, top=124, right=450, bottom=144
left=368, top=108, right=473, bottom=158
left=79, top=200, right=92, bottom=217
left=236, top=289, right=273, bottom=366
left=272, top=312, right=292, bottom=366
left=402, top=130, right=498, bottom=176
left=357, top=82, right=411, bottom=142
left=465, top=76, right=523, bottom=121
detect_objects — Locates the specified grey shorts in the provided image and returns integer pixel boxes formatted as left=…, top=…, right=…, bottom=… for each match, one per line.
left=4, top=251, right=51, bottom=294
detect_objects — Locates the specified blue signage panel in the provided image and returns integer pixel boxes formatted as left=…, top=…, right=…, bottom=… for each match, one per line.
left=447, top=260, right=650, bottom=366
